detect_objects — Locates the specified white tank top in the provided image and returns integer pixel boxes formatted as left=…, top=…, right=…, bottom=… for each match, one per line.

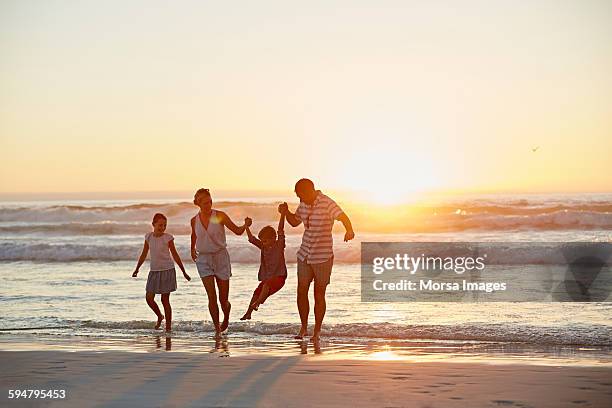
left=194, top=210, right=227, bottom=254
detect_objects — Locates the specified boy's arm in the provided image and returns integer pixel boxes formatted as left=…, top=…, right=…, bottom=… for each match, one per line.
left=169, top=240, right=191, bottom=281
left=132, top=240, right=149, bottom=276
left=219, top=211, right=252, bottom=235
left=245, top=226, right=262, bottom=249
left=279, top=202, right=301, bottom=227
left=190, top=217, right=197, bottom=262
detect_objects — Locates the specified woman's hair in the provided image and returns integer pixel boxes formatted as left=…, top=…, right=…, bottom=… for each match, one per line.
left=152, top=213, right=167, bottom=224
left=194, top=188, right=211, bottom=203
left=258, top=225, right=276, bottom=240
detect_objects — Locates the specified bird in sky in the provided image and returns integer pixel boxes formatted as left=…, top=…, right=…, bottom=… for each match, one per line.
left=531, top=146, right=540, bottom=153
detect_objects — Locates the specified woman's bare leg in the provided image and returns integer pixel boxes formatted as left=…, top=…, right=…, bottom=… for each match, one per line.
left=216, top=277, right=231, bottom=332
left=201, top=276, right=221, bottom=336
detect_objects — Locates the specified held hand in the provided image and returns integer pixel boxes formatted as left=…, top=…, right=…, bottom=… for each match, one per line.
left=132, top=270, right=138, bottom=277
left=278, top=202, right=288, bottom=215
left=344, top=230, right=355, bottom=242
left=244, top=217, right=252, bottom=227
left=183, top=272, right=191, bottom=282
left=191, top=248, right=198, bottom=262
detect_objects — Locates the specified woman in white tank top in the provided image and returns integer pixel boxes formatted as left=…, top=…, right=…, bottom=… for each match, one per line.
left=190, top=188, right=252, bottom=336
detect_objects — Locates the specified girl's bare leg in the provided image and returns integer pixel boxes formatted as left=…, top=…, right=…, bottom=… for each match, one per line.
left=146, top=292, right=164, bottom=329
left=161, top=293, right=172, bottom=332
left=201, top=277, right=221, bottom=336
left=253, top=283, right=271, bottom=310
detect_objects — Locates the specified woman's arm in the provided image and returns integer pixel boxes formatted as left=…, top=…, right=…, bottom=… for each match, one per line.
left=219, top=211, right=252, bottom=235
left=169, top=240, right=191, bottom=281
left=190, top=217, right=197, bottom=262
left=132, top=240, right=149, bottom=277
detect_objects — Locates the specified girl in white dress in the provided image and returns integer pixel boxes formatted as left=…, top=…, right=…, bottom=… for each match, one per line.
left=133, top=213, right=191, bottom=332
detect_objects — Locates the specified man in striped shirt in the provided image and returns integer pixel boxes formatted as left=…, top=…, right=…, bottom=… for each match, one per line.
left=279, top=178, right=354, bottom=341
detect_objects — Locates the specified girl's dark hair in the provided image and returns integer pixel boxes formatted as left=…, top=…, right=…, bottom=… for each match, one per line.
left=258, top=225, right=276, bottom=240
left=152, top=213, right=167, bottom=224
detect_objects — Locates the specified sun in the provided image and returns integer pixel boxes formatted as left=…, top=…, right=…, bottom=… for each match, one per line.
left=336, top=147, right=439, bottom=205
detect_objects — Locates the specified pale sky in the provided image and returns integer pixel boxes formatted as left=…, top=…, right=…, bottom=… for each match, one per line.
left=1, top=0, right=611, bottom=197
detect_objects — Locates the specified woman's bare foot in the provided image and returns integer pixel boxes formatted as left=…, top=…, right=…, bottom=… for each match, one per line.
left=155, top=315, right=165, bottom=330
left=240, top=313, right=252, bottom=321
left=220, top=302, right=231, bottom=331
left=294, top=327, right=308, bottom=340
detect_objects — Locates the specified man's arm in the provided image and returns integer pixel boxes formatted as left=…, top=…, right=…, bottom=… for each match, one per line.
left=279, top=202, right=301, bottom=227
left=337, top=212, right=355, bottom=242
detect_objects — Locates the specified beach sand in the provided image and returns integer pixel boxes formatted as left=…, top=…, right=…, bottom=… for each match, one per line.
left=2, top=349, right=611, bottom=408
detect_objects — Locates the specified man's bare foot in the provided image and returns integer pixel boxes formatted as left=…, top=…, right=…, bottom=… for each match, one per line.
left=240, top=313, right=252, bottom=321
left=310, top=332, right=321, bottom=343
left=294, top=327, right=308, bottom=340
left=214, top=330, right=222, bottom=339
left=155, top=315, right=164, bottom=330
left=165, top=323, right=172, bottom=333
left=220, top=302, right=231, bottom=331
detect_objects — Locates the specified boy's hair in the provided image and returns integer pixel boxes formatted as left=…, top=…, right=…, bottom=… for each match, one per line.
left=152, top=213, right=167, bottom=224
left=194, top=188, right=211, bottom=203
left=258, top=225, right=276, bottom=241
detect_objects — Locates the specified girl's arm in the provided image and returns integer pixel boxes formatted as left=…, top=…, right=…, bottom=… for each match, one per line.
left=190, top=217, right=197, bottom=262
left=132, top=240, right=149, bottom=277
left=278, top=212, right=285, bottom=233
left=169, top=240, right=191, bottom=281
left=219, top=211, right=252, bottom=235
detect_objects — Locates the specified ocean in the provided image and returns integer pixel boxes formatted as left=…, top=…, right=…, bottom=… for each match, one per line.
left=1, top=192, right=611, bottom=363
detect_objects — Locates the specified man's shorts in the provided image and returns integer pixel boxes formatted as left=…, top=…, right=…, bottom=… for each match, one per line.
left=297, top=256, right=334, bottom=286
left=196, top=248, right=232, bottom=280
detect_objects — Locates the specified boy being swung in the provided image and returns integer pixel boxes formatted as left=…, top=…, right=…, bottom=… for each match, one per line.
left=240, top=212, right=288, bottom=320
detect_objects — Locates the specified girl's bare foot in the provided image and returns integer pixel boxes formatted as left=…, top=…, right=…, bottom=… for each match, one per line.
left=240, top=313, right=252, bottom=320
left=155, top=315, right=165, bottom=330
left=250, top=302, right=259, bottom=311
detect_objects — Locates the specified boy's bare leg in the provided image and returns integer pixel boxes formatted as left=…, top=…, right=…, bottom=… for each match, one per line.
left=161, top=293, right=172, bottom=332
left=201, top=277, right=221, bottom=336
left=311, top=283, right=327, bottom=342
left=217, top=277, right=231, bottom=332
left=240, top=292, right=259, bottom=320
left=295, top=278, right=311, bottom=339
left=253, top=283, right=271, bottom=309
left=146, top=292, right=164, bottom=329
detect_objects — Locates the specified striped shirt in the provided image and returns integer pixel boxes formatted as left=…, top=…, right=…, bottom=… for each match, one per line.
left=295, top=191, right=344, bottom=264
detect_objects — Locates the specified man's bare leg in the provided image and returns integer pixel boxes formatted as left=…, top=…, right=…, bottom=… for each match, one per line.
left=295, top=278, right=311, bottom=339
left=201, top=276, right=221, bottom=336
left=311, top=283, right=327, bottom=342
left=217, top=277, right=231, bottom=332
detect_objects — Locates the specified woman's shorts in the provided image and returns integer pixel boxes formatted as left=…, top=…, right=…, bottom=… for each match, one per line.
left=146, top=268, right=177, bottom=294
left=252, top=276, right=286, bottom=303
left=196, top=248, right=232, bottom=280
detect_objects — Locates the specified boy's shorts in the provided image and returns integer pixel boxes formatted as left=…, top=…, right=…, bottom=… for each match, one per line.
left=253, top=275, right=286, bottom=303
left=297, top=256, right=334, bottom=286
left=196, top=248, right=232, bottom=280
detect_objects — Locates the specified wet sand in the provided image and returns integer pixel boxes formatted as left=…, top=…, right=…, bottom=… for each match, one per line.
left=1, top=350, right=611, bottom=407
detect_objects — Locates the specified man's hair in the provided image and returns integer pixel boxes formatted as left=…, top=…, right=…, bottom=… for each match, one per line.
left=295, top=178, right=315, bottom=192
left=152, top=213, right=167, bottom=224
left=258, top=225, right=276, bottom=241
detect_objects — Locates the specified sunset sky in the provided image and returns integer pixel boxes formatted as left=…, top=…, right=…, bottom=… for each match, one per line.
left=1, top=0, right=611, bottom=198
